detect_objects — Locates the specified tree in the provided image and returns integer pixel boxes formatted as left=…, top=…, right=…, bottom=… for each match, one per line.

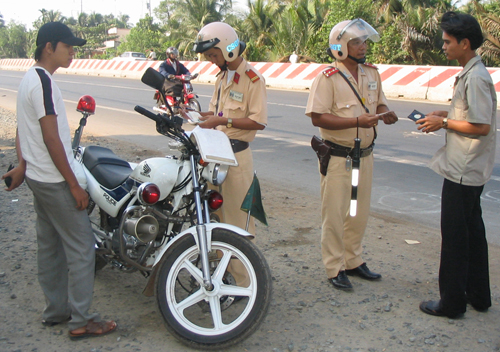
left=468, top=0, right=500, bottom=67
left=118, top=16, right=164, bottom=56
left=0, top=22, right=28, bottom=58
left=155, top=0, right=233, bottom=58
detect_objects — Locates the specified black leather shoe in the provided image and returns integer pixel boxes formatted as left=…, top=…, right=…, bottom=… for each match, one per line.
left=419, top=300, right=464, bottom=319
left=328, top=271, right=353, bottom=290
left=346, top=263, right=382, bottom=280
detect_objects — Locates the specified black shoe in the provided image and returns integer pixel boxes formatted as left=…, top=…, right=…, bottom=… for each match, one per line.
left=419, top=300, right=464, bottom=319
left=346, top=263, right=381, bottom=280
left=42, top=316, right=71, bottom=327
left=328, top=271, right=353, bottom=290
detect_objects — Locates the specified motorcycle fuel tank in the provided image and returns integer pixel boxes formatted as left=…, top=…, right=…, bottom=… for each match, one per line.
left=129, top=157, right=181, bottom=200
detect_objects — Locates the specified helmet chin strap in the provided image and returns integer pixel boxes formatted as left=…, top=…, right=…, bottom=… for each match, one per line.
left=218, top=62, right=228, bottom=71
left=348, top=55, right=366, bottom=64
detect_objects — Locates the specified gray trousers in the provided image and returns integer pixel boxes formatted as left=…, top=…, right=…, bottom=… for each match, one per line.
left=26, top=177, right=99, bottom=330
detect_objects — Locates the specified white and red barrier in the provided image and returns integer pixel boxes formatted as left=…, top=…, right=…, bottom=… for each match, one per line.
left=1, top=58, right=499, bottom=106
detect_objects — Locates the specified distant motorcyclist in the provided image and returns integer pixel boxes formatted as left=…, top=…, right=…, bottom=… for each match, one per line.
left=159, top=47, right=190, bottom=78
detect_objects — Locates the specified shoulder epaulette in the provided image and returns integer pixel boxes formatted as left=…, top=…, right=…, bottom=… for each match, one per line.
left=322, top=67, right=339, bottom=77
left=362, top=62, right=378, bottom=69
left=245, top=69, right=260, bottom=83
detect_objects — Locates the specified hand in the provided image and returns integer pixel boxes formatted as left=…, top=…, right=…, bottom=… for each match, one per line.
left=428, top=110, right=448, bottom=117
left=377, top=111, right=398, bottom=125
left=2, top=165, right=26, bottom=191
left=416, top=114, right=444, bottom=133
left=357, top=113, right=379, bottom=128
left=69, top=184, right=89, bottom=211
left=198, top=115, right=223, bottom=129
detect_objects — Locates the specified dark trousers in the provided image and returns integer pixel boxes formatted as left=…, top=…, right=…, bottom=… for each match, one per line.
left=439, top=178, right=491, bottom=315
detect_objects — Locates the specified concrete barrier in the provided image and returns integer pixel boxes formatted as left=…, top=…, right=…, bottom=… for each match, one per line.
left=1, top=58, right=499, bottom=106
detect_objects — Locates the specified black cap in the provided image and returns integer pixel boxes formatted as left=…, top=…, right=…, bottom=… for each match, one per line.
left=36, top=22, right=87, bottom=47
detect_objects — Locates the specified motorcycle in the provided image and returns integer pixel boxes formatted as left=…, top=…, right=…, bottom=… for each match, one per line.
left=73, top=67, right=272, bottom=349
left=154, top=72, right=201, bottom=115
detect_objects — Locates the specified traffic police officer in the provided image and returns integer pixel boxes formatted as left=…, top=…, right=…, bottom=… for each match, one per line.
left=191, top=22, right=268, bottom=286
left=305, top=19, right=398, bottom=290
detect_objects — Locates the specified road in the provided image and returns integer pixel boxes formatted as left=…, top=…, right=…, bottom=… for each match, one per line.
left=1, top=70, right=500, bottom=244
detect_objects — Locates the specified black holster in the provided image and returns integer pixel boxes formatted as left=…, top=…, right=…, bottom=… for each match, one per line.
left=311, top=135, right=331, bottom=176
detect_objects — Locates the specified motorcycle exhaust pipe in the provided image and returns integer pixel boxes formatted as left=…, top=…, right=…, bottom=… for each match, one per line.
left=124, top=215, right=159, bottom=243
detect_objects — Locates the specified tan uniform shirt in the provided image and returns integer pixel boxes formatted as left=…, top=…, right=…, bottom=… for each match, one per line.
left=305, top=61, right=388, bottom=149
left=430, top=56, right=497, bottom=186
left=209, top=59, right=268, bottom=141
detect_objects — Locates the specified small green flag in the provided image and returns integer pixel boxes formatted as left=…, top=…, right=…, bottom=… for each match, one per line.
left=241, top=173, right=268, bottom=226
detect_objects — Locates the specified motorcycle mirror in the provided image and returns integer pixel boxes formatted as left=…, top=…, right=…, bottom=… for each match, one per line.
left=141, top=67, right=166, bottom=91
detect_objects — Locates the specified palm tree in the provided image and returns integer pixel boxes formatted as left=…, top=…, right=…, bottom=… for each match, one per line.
left=469, top=0, right=500, bottom=66
left=160, top=0, right=233, bottom=56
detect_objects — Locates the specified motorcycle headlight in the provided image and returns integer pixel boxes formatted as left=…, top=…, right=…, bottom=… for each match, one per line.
left=202, top=163, right=229, bottom=186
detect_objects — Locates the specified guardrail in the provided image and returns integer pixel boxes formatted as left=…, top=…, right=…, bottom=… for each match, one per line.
left=1, top=58, right=499, bottom=106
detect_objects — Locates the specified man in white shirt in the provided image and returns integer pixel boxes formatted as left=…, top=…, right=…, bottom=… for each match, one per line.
left=2, top=21, right=116, bottom=340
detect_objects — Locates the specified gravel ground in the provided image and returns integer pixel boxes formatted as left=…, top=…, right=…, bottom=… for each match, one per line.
left=1, top=106, right=500, bottom=352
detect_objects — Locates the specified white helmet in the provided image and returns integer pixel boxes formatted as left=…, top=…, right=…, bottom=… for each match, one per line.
left=328, top=18, right=380, bottom=61
left=166, top=47, right=179, bottom=58
left=193, top=22, right=244, bottom=63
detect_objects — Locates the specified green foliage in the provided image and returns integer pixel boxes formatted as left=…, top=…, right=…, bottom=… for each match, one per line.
left=0, top=22, right=28, bottom=58
left=117, top=16, right=164, bottom=56
left=2, top=0, right=500, bottom=66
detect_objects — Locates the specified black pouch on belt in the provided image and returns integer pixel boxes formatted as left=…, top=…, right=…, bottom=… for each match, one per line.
left=311, top=135, right=331, bottom=176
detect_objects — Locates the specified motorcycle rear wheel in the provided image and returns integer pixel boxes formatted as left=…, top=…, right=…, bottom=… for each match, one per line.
left=187, top=98, right=201, bottom=112
left=156, top=228, right=272, bottom=350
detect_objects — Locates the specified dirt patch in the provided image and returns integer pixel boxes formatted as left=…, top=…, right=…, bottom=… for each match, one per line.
left=1, top=106, right=499, bottom=352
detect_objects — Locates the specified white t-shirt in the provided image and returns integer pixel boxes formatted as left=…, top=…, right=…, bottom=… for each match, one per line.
left=17, top=66, right=76, bottom=183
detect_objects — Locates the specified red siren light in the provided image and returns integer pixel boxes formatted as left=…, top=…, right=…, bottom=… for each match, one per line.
left=77, top=95, right=96, bottom=114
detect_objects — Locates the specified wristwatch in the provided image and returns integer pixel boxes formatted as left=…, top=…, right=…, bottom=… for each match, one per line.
left=442, top=118, right=448, bottom=129
left=226, top=118, right=233, bottom=128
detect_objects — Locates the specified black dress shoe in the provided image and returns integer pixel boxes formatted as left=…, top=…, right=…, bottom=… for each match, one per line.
left=419, top=300, right=464, bottom=319
left=328, top=271, right=353, bottom=290
left=346, top=263, right=381, bottom=280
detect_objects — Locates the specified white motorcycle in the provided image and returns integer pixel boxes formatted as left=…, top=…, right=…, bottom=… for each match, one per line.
left=72, top=68, right=272, bottom=350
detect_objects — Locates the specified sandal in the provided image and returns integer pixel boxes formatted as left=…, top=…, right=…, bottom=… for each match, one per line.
left=69, top=320, right=117, bottom=340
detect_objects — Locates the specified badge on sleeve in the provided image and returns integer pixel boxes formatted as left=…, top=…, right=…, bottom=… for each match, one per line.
left=229, top=90, right=244, bottom=102
left=368, top=81, right=377, bottom=90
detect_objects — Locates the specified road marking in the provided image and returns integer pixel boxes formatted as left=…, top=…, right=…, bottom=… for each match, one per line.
left=256, top=132, right=500, bottom=182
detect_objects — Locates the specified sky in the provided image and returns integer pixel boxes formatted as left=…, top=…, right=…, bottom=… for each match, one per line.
left=0, top=0, right=163, bottom=29
left=1, top=0, right=249, bottom=29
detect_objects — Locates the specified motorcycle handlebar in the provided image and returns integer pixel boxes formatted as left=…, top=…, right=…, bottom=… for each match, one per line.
left=134, top=105, right=174, bottom=128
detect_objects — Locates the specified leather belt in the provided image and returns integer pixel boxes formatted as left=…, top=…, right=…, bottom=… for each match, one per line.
left=325, top=140, right=374, bottom=158
left=230, top=139, right=249, bottom=153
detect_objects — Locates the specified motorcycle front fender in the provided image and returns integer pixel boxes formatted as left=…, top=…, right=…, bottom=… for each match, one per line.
left=186, top=93, right=197, bottom=100
left=151, top=223, right=254, bottom=267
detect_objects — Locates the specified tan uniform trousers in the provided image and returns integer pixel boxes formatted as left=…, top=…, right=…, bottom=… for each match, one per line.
left=320, top=153, right=373, bottom=279
left=219, top=147, right=255, bottom=287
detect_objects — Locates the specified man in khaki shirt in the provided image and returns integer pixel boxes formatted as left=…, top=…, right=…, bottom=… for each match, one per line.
left=305, top=19, right=397, bottom=290
left=192, top=22, right=267, bottom=286
left=416, top=12, right=496, bottom=319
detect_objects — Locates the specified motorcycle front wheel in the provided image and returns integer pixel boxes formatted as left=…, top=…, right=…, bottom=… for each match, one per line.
left=187, top=98, right=201, bottom=112
left=156, top=228, right=272, bottom=350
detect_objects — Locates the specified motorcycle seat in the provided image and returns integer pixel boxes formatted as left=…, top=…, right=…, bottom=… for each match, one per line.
left=83, top=146, right=132, bottom=189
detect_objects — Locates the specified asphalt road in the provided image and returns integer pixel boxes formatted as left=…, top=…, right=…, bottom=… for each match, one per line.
left=1, top=70, right=500, bottom=244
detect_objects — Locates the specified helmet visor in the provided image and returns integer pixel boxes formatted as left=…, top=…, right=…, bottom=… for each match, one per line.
left=193, top=38, right=220, bottom=53
left=337, top=19, right=380, bottom=43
